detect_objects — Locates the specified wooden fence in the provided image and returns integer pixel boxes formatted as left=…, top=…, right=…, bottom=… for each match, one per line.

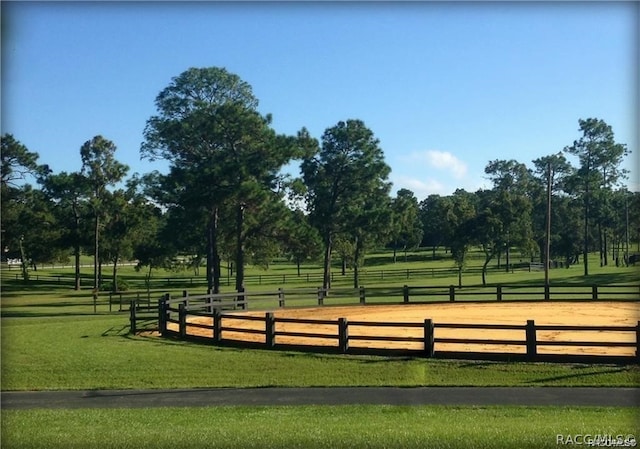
left=18, top=262, right=541, bottom=289
left=129, top=284, right=640, bottom=363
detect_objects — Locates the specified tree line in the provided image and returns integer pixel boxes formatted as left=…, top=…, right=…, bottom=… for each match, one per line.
left=1, top=67, right=637, bottom=292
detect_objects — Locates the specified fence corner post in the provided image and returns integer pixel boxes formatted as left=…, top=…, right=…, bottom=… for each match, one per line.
left=278, top=288, right=285, bottom=308
left=266, top=312, right=275, bottom=348
left=424, top=318, right=434, bottom=358
left=179, top=301, right=187, bottom=338
left=449, top=285, right=455, bottom=302
left=403, top=285, right=409, bottom=303
left=496, top=285, right=502, bottom=301
left=338, top=317, right=349, bottom=353
left=526, top=319, right=537, bottom=360
left=592, top=285, right=598, bottom=301
left=359, top=286, right=366, bottom=304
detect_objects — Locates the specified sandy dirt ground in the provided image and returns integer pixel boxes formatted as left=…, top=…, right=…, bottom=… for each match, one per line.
left=174, top=301, right=639, bottom=356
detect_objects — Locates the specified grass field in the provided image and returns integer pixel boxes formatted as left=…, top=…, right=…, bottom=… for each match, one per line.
left=3, top=314, right=639, bottom=391
left=1, top=249, right=638, bottom=448
left=3, top=406, right=638, bottom=449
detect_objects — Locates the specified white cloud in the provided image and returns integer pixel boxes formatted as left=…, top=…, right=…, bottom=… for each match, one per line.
left=404, top=150, right=468, bottom=180
left=391, top=175, right=447, bottom=200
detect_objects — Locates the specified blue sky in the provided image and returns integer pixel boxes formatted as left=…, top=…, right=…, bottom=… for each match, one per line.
left=2, top=1, right=638, bottom=200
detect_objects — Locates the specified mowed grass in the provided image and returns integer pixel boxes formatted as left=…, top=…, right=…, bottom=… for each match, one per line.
left=2, top=314, right=639, bottom=391
left=1, top=251, right=639, bottom=449
left=3, top=405, right=638, bottom=449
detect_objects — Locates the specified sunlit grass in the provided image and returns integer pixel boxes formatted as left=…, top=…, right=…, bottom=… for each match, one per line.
left=2, top=314, right=638, bottom=391
left=3, top=405, right=637, bottom=449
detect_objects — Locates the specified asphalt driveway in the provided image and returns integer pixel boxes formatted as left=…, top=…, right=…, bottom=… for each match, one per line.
left=2, top=387, right=638, bottom=409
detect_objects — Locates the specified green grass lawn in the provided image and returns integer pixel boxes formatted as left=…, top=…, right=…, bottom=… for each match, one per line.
left=3, top=405, right=637, bottom=449
left=3, top=248, right=638, bottom=294
left=2, top=314, right=638, bottom=391
left=1, top=249, right=638, bottom=449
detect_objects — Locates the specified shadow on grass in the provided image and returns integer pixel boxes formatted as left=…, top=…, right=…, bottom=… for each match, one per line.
left=525, top=366, right=631, bottom=384
left=362, top=253, right=445, bottom=267
left=101, top=325, right=130, bottom=337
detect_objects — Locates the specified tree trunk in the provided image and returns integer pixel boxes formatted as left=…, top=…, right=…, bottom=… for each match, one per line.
left=235, top=204, right=245, bottom=292
left=481, top=252, right=493, bottom=287
left=296, top=257, right=301, bottom=277
left=458, top=267, right=462, bottom=288
left=598, top=222, right=604, bottom=267
left=583, top=180, right=589, bottom=276
left=18, top=237, right=29, bottom=281
left=603, top=227, right=608, bottom=266
left=93, top=214, right=99, bottom=290
left=146, top=265, right=152, bottom=291
left=73, top=205, right=81, bottom=290
left=392, top=242, right=397, bottom=264
left=322, top=234, right=332, bottom=292
left=505, top=245, right=510, bottom=273
left=74, top=242, right=81, bottom=290
left=353, top=235, right=361, bottom=289
left=207, top=207, right=221, bottom=293
left=112, top=256, right=118, bottom=292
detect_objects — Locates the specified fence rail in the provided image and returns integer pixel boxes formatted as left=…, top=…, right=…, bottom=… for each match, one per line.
left=7, top=261, right=565, bottom=289
left=128, top=283, right=640, bottom=363
left=157, top=308, right=639, bottom=363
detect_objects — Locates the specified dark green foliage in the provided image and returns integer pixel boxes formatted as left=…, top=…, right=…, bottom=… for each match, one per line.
left=301, top=119, right=391, bottom=290
left=563, top=118, right=629, bottom=275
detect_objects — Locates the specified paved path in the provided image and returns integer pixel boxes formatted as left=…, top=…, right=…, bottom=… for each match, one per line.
left=2, top=387, right=638, bottom=409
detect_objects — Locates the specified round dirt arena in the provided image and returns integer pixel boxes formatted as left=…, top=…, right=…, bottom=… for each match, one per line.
left=183, top=301, right=639, bottom=356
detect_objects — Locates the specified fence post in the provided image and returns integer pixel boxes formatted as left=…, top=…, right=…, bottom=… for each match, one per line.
left=278, top=288, right=285, bottom=308
left=449, top=285, right=455, bottom=302
left=359, top=286, right=366, bottom=304
left=237, top=287, right=246, bottom=310
left=544, top=284, right=550, bottom=301
left=496, top=285, right=502, bottom=301
left=266, top=312, right=275, bottom=348
left=424, top=319, right=434, bottom=358
left=213, top=309, right=222, bottom=342
left=317, top=287, right=324, bottom=306
left=179, top=301, right=187, bottom=338
left=592, top=285, right=598, bottom=300
left=338, top=318, right=349, bottom=353
left=182, top=290, right=189, bottom=309
left=403, top=285, right=409, bottom=303
left=526, top=320, right=537, bottom=360
left=129, top=300, right=136, bottom=334
left=636, top=321, right=640, bottom=363
left=158, top=295, right=168, bottom=336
